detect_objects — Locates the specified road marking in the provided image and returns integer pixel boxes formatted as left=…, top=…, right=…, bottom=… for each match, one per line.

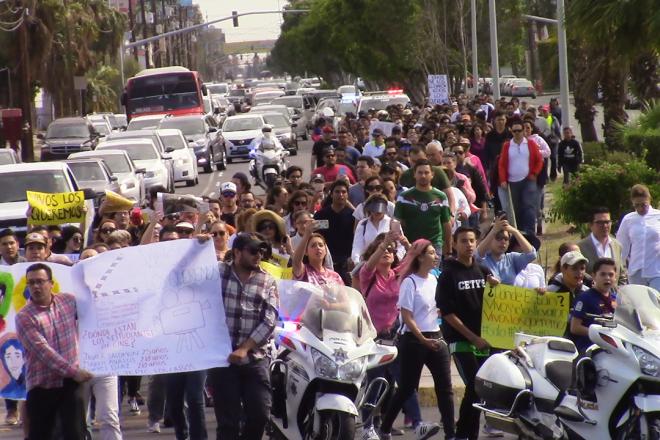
left=200, top=171, right=220, bottom=196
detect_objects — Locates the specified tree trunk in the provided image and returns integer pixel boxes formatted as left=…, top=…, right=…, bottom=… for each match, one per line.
left=570, top=40, right=600, bottom=142
left=601, top=56, right=628, bottom=149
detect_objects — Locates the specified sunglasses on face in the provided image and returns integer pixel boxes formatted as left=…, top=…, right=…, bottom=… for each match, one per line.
left=366, top=185, right=383, bottom=192
left=211, top=230, right=226, bottom=238
left=222, top=192, right=236, bottom=198
left=453, top=150, right=465, bottom=155
left=383, top=246, right=395, bottom=254
left=257, top=222, right=276, bottom=232
left=176, top=228, right=193, bottom=235
left=511, top=129, right=523, bottom=133
left=100, top=227, right=116, bottom=234
left=243, top=241, right=269, bottom=256
left=293, top=200, right=307, bottom=207
left=164, top=214, right=180, bottom=221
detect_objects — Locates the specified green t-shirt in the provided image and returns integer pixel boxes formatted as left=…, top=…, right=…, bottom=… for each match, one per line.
left=399, top=165, right=451, bottom=191
left=394, top=187, right=451, bottom=246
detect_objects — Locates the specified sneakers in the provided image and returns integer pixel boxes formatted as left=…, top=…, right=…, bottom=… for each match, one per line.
left=4, top=410, right=18, bottom=425
left=147, top=421, right=160, bottom=433
left=482, top=424, right=505, bottom=438
left=128, top=397, right=141, bottom=415
left=415, top=422, right=440, bottom=440
left=361, top=425, right=380, bottom=440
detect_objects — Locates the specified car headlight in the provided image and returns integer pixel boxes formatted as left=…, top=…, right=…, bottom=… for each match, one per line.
left=311, top=348, right=365, bottom=381
left=632, top=345, right=660, bottom=377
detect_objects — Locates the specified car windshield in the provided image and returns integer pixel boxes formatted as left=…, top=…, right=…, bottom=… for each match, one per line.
left=91, top=154, right=131, bottom=173
left=0, top=151, right=15, bottom=165
left=615, top=285, right=660, bottom=335
left=100, top=143, right=158, bottom=161
left=67, top=162, right=107, bottom=182
left=0, top=170, right=71, bottom=203
left=278, top=281, right=376, bottom=347
left=160, top=134, right=187, bottom=150
left=127, top=118, right=161, bottom=131
left=93, top=123, right=110, bottom=135
left=206, top=84, right=228, bottom=95
left=272, top=97, right=302, bottom=108
left=262, top=114, right=289, bottom=128
left=159, top=118, right=205, bottom=137
left=46, top=123, right=88, bottom=139
left=229, top=89, right=246, bottom=97
left=223, top=117, right=262, bottom=132
left=338, top=86, right=357, bottom=94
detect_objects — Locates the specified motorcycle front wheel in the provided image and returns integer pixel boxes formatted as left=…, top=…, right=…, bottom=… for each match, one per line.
left=316, top=410, right=355, bottom=440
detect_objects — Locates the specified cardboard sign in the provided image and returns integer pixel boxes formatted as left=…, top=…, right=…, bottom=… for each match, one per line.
left=481, top=284, right=570, bottom=349
left=428, top=74, right=450, bottom=105
left=27, top=191, right=86, bottom=225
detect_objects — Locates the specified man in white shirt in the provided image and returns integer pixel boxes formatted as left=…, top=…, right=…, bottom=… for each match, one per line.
left=616, top=184, right=660, bottom=290
left=362, top=128, right=386, bottom=158
left=577, top=207, right=627, bottom=284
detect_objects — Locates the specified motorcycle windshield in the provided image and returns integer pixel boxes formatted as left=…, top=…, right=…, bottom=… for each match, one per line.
left=615, top=285, right=660, bottom=335
left=277, top=280, right=377, bottom=346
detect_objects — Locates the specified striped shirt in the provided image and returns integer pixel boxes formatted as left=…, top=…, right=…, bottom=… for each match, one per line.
left=15, top=293, right=79, bottom=391
left=219, top=262, right=279, bottom=360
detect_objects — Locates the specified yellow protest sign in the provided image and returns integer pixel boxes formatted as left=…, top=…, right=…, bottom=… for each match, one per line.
left=27, top=191, right=86, bottom=225
left=260, top=261, right=293, bottom=280
left=481, top=284, right=570, bottom=349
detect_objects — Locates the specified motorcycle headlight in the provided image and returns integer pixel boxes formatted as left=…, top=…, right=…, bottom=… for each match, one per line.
left=338, top=357, right=366, bottom=381
left=312, top=348, right=338, bottom=379
left=632, top=345, right=660, bottom=377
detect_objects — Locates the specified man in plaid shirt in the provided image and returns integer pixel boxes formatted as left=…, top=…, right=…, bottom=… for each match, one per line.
left=207, top=233, right=279, bottom=440
left=15, top=262, right=93, bottom=439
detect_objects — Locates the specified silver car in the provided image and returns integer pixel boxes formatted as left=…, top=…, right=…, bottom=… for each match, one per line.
left=65, top=158, right=121, bottom=196
left=96, top=139, right=170, bottom=191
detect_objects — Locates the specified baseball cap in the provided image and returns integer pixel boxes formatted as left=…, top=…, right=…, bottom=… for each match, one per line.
left=560, top=250, right=588, bottom=267
left=220, top=182, right=237, bottom=194
left=372, top=128, right=384, bottom=136
left=24, top=232, right=47, bottom=247
left=175, top=221, right=194, bottom=231
left=310, top=174, right=325, bottom=183
left=322, top=126, right=334, bottom=134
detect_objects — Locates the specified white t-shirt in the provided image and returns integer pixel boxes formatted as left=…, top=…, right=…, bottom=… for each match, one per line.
left=398, top=274, right=440, bottom=333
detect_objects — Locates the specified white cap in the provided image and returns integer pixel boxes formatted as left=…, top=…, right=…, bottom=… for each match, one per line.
left=220, top=182, right=237, bottom=194
left=560, top=250, right=588, bottom=267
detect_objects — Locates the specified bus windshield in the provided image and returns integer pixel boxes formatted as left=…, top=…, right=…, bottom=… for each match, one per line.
left=128, top=72, right=201, bottom=116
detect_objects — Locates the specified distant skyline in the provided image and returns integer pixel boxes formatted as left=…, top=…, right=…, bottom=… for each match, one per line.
left=194, top=0, right=287, bottom=43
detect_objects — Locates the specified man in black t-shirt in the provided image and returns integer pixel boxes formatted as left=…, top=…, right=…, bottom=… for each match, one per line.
left=437, top=226, right=496, bottom=440
left=311, top=126, right=339, bottom=169
left=313, top=179, right=354, bottom=284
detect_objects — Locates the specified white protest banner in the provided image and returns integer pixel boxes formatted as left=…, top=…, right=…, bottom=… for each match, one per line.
left=369, top=120, right=397, bottom=139
left=77, top=240, right=231, bottom=375
left=156, top=193, right=209, bottom=217
left=0, top=240, right=232, bottom=389
left=428, top=74, right=450, bottom=105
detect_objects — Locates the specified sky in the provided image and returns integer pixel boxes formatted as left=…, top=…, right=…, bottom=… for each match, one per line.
left=193, top=0, right=287, bottom=43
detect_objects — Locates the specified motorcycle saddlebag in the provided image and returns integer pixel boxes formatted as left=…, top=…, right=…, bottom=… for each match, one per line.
left=475, top=353, right=530, bottom=411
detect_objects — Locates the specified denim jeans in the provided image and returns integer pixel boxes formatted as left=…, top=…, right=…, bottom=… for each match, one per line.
left=83, top=375, right=122, bottom=440
left=508, top=179, right=538, bottom=235
left=380, top=332, right=455, bottom=439
left=207, top=359, right=271, bottom=440
left=629, top=270, right=660, bottom=291
left=165, top=370, right=208, bottom=440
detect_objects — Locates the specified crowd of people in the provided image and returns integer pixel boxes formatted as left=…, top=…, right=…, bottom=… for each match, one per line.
left=0, top=93, right=659, bottom=440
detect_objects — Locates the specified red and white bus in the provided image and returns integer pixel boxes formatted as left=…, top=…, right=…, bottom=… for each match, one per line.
left=121, top=66, right=206, bottom=121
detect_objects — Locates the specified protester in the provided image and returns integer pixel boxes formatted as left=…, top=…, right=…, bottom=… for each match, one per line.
left=352, top=194, right=406, bottom=265
left=363, top=128, right=387, bottom=158
left=292, top=220, right=344, bottom=286
left=16, top=263, right=93, bottom=439
left=557, top=126, right=583, bottom=185
left=578, top=207, right=627, bottom=283
left=312, top=146, right=356, bottom=184
left=0, top=229, right=25, bottom=266
left=353, top=176, right=396, bottom=223
left=311, top=126, right=339, bottom=168
left=94, top=219, right=118, bottom=244
left=208, top=233, right=279, bottom=440
left=219, top=182, right=239, bottom=227
left=209, top=220, right=230, bottom=261
left=52, top=225, right=84, bottom=255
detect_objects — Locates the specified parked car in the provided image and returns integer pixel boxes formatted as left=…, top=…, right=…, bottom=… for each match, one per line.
left=38, top=117, right=100, bottom=161
left=96, top=139, right=170, bottom=191
left=271, top=95, right=315, bottom=139
left=509, top=79, right=537, bottom=98
left=65, top=158, right=121, bottom=197
left=221, top=114, right=266, bottom=163
left=205, top=82, right=229, bottom=97
left=0, top=162, right=93, bottom=237
left=0, top=148, right=19, bottom=165
left=252, top=90, right=285, bottom=106
left=261, top=112, right=298, bottom=155
left=157, top=128, right=199, bottom=187
left=158, top=114, right=227, bottom=172
left=126, top=114, right=165, bottom=131
left=88, top=112, right=127, bottom=131
left=90, top=120, right=112, bottom=138
left=68, top=150, right=145, bottom=204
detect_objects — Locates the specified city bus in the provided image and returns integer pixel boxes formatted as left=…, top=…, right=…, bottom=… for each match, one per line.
left=121, top=66, right=207, bottom=121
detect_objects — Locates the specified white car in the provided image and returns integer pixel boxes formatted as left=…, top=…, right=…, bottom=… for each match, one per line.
left=157, top=128, right=198, bottom=187
left=126, top=114, right=165, bottom=131
left=222, top=114, right=266, bottom=163
left=96, top=139, right=170, bottom=191
left=0, top=148, right=19, bottom=165
left=68, top=149, right=145, bottom=204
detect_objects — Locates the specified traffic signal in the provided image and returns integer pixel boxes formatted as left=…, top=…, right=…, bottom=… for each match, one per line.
left=232, top=11, right=238, bottom=27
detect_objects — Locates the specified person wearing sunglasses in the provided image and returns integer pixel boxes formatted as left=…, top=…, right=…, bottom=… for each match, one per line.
left=496, top=117, right=544, bottom=235
left=52, top=226, right=84, bottom=256
left=209, top=220, right=230, bottom=261
left=208, top=233, right=279, bottom=440
left=352, top=176, right=396, bottom=223
left=284, top=190, right=310, bottom=236
left=311, top=146, right=356, bottom=185
left=292, top=219, right=344, bottom=287
left=250, top=210, right=292, bottom=269
left=219, top=182, right=239, bottom=227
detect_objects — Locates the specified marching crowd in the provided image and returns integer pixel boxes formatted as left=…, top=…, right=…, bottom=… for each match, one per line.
left=1, top=93, right=659, bottom=440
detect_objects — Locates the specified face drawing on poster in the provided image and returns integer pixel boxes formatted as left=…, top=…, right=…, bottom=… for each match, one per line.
left=159, top=285, right=210, bottom=353
left=0, top=337, right=25, bottom=399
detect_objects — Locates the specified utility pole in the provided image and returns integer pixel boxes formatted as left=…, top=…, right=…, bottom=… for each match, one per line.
left=17, top=3, right=33, bottom=162
left=151, top=0, right=160, bottom=67
left=128, top=0, right=138, bottom=59
left=488, top=0, right=500, bottom=100
left=139, top=0, right=151, bottom=68
left=161, top=0, right=170, bottom=66
left=470, top=0, right=478, bottom=97
left=556, top=0, right=570, bottom=127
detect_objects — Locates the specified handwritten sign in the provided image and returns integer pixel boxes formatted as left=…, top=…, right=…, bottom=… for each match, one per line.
left=27, top=191, right=85, bottom=225
left=427, top=74, right=450, bottom=105
left=0, top=240, right=233, bottom=394
left=481, top=284, right=570, bottom=349
left=261, top=260, right=293, bottom=280
left=157, top=193, right=209, bottom=217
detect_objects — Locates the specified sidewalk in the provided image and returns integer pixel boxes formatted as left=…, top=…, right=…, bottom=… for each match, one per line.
left=418, top=363, right=466, bottom=407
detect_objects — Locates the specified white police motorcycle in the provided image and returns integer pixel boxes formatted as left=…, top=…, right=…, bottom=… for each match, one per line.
left=248, top=127, right=289, bottom=190
left=473, top=284, right=660, bottom=439
left=268, top=281, right=398, bottom=440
